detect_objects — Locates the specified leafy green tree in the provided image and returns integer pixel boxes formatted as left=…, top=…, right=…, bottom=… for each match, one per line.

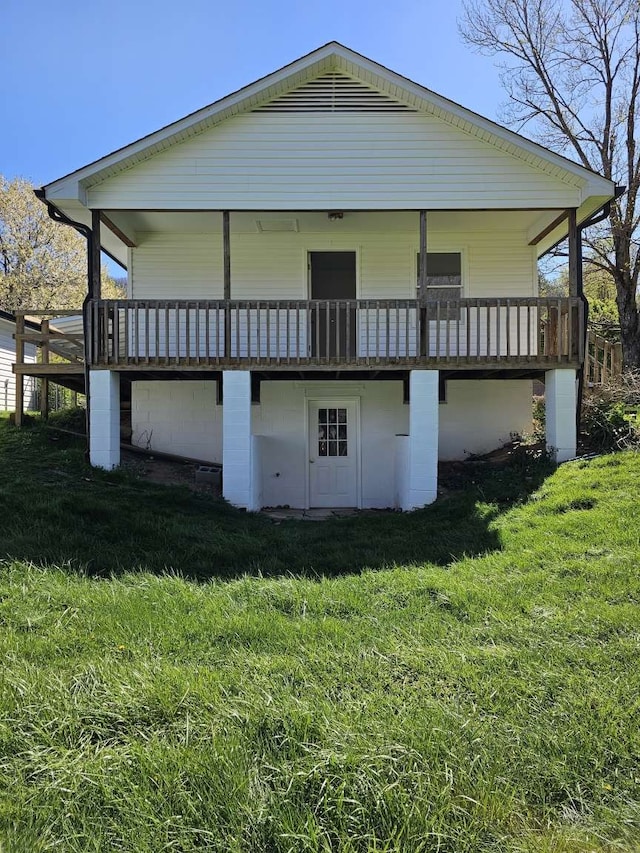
left=0, top=175, right=123, bottom=312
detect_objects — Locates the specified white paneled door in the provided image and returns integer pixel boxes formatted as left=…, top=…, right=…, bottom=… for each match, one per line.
left=308, top=401, right=358, bottom=507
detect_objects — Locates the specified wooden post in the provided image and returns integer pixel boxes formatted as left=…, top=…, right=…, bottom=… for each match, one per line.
left=223, top=211, right=231, bottom=357
left=14, top=314, right=24, bottom=426
left=40, top=319, right=50, bottom=419
left=568, top=209, right=578, bottom=297
left=419, top=210, right=427, bottom=356
left=91, top=210, right=102, bottom=299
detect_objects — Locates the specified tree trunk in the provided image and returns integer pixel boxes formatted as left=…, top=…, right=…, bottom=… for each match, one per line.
left=616, top=278, right=640, bottom=370
left=611, top=206, right=640, bottom=370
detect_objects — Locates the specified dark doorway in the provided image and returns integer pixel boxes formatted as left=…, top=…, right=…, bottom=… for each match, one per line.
left=309, top=251, right=357, bottom=359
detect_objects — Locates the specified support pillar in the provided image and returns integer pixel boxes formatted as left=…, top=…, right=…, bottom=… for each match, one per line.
left=545, top=369, right=577, bottom=462
left=403, top=370, right=439, bottom=510
left=222, top=370, right=254, bottom=509
left=89, top=370, right=120, bottom=470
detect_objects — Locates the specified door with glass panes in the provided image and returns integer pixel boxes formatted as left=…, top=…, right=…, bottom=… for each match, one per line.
left=308, top=401, right=358, bottom=507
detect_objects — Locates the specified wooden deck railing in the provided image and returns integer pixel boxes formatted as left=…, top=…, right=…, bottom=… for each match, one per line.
left=586, top=328, right=622, bottom=384
left=87, top=297, right=585, bottom=369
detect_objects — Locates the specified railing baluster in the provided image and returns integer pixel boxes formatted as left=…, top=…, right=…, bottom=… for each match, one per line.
left=266, top=301, right=271, bottom=362
left=444, top=301, right=450, bottom=361
left=113, top=304, right=120, bottom=365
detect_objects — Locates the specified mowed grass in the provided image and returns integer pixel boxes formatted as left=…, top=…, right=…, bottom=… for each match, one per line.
left=0, top=418, right=639, bottom=851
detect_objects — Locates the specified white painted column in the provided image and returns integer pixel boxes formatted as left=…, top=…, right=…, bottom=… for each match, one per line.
left=545, top=369, right=577, bottom=462
left=404, top=370, right=439, bottom=510
left=222, top=371, right=255, bottom=510
left=89, top=370, right=120, bottom=470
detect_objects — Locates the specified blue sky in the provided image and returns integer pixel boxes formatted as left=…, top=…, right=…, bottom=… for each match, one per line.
left=1, top=0, right=504, bottom=187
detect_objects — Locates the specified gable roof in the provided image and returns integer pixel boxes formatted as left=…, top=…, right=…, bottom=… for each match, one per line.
left=43, top=41, right=614, bottom=204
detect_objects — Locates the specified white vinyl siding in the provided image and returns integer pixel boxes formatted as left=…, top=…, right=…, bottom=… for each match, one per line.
left=130, top=222, right=535, bottom=300
left=88, top=112, right=581, bottom=211
left=131, top=233, right=223, bottom=299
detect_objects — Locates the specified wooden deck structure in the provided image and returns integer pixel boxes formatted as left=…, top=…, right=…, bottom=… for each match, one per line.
left=14, top=297, right=592, bottom=412
left=85, top=296, right=585, bottom=371
left=12, top=296, right=590, bottom=424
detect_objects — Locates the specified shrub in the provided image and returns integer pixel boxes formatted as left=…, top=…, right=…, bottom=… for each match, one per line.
left=581, top=371, right=640, bottom=452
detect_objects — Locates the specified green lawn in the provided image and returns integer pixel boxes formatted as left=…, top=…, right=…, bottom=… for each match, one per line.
left=0, top=417, right=639, bottom=851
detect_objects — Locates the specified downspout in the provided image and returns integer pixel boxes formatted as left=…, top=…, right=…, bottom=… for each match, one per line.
left=34, top=189, right=95, bottom=457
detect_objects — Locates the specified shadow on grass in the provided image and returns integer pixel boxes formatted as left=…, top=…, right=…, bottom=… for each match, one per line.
left=0, top=420, right=554, bottom=581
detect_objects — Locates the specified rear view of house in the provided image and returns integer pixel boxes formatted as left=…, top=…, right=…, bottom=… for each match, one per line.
left=34, top=43, right=616, bottom=510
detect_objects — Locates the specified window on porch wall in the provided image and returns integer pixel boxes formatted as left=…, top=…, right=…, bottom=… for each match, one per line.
left=417, top=252, right=462, bottom=304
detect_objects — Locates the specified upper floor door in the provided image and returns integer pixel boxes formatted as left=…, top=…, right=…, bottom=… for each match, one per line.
left=309, top=251, right=357, bottom=359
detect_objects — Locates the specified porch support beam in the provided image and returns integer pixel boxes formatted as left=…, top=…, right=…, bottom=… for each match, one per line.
left=419, top=211, right=428, bottom=357
left=528, top=210, right=569, bottom=246
left=223, top=211, right=231, bottom=357
left=223, top=211, right=231, bottom=299
left=419, top=211, right=427, bottom=293
left=89, top=369, right=120, bottom=470
left=545, top=368, right=577, bottom=462
left=91, top=209, right=102, bottom=299
left=567, top=209, right=579, bottom=297
left=397, top=369, right=439, bottom=510
left=100, top=212, right=136, bottom=248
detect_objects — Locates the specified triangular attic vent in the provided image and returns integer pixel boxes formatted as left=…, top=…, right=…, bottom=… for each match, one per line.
left=254, top=72, right=415, bottom=113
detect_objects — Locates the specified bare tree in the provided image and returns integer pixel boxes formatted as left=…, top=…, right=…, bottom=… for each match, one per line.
left=460, top=0, right=640, bottom=369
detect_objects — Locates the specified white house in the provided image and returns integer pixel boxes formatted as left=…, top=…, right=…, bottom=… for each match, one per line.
left=37, top=43, right=616, bottom=510
left=0, top=311, right=36, bottom=413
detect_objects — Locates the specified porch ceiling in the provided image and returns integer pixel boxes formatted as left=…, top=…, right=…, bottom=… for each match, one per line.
left=103, top=208, right=558, bottom=242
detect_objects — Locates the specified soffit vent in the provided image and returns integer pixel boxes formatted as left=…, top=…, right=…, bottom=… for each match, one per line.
left=255, top=218, right=300, bottom=233
left=254, top=72, right=415, bottom=113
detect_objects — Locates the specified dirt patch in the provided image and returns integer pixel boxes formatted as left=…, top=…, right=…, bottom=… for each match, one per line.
left=121, top=450, right=222, bottom=497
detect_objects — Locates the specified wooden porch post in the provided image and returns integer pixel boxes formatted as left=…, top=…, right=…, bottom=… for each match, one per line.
left=91, top=210, right=102, bottom=299
left=419, top=210, right=427, bottom=357
left=14, top=314, right=24, bottom=427
left=40, top=319, right=50, bottom=420
left=567, top=209, right=579, bottom=297
left=567, top=208, right=582, bottom=359
left=223, top=211, right=231, bottom=357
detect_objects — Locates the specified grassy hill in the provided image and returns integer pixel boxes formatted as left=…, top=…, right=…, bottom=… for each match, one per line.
left=0, top=418, right=638, bottom=851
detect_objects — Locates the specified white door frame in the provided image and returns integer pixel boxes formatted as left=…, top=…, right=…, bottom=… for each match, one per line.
left=305, top=396, right=361, bottom=509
